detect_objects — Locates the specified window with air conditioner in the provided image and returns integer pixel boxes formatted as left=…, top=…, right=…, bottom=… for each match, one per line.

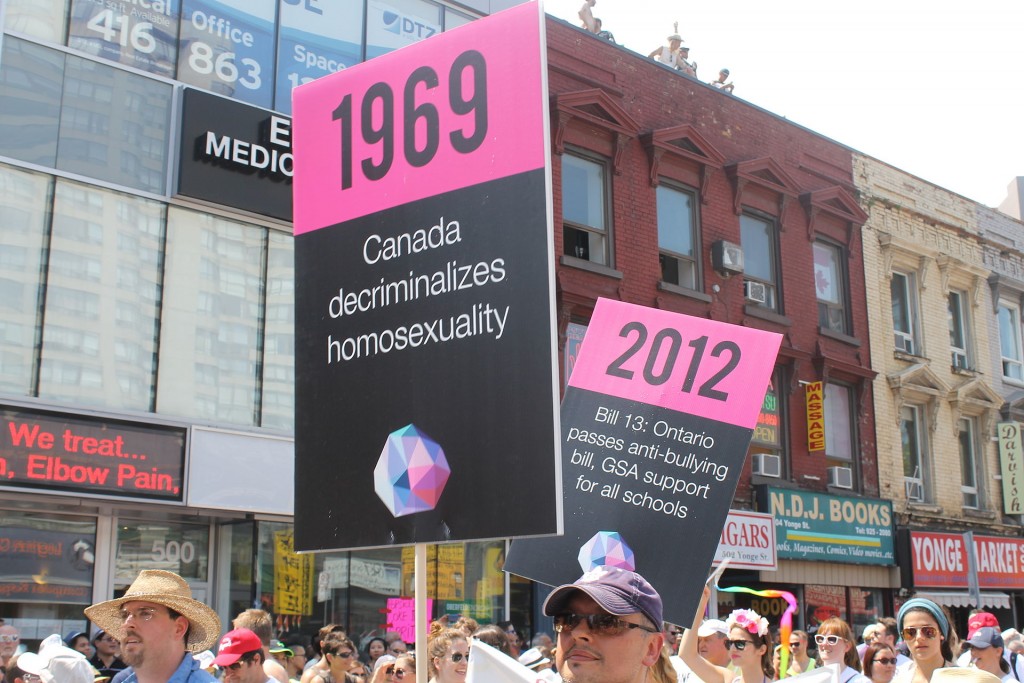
left=752, top=453, right=781, bottom=477
left=948, top=290, right=970, bottom=371
left=999, top=302, right=1024, bottom=381
left=827, top=466, right=853, bottom=489
left=900, top=404, right=927, bottom=503
left=657, top=183, right=700, bottom=290
left=814, top=240, right=849, bottom=335
left=562, top=152, right=611, bottom=266
left=959, top=417, right=981, bottom=509
left=748, top=370, right=786, bottom=479
left=740, top=212, right=779, bottom=310
left=891, top=272, right=919, bottom=355
left=823, top=382, right=858, bottom=491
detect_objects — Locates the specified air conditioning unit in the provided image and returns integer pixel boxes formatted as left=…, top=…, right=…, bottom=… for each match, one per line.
left=951, top=351, right=968, bottom=371
left=711, top=240, right=745, bottom=277
left=827, top=466, right=853, bottom=489
left=894, top=333, right=914, bottom=354
left=751, top=453, right=781, bottom=478
left=904, top=478, right=924, bottom=502
left=744, top=280, right=768, bottom=304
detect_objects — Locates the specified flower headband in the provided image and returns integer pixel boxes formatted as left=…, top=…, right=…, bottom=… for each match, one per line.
left=726, top=609, right=769, bottom=638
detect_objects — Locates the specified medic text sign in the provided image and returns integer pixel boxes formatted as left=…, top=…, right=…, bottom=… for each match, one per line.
left=0, top=405, right=186, bottom=502
left=291, top=2, right=559, bottom=551
left=505, top=299, right=781, bottom=625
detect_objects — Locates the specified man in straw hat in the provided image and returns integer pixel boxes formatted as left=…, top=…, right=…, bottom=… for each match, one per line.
left=85, top=570, right=221, bottom=683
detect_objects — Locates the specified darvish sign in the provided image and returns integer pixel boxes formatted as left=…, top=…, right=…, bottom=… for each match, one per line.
left=291, top=2, right=560, bottom=551
left=505, top=298, right=781, bottom=624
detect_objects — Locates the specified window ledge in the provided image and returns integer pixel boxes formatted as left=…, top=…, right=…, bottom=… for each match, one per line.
left=819, top=327, right=861, bottom=347
left=658, top=281, right=712, bottom=303
left=906, top=502, right=943, bottom=514
left=963, top=508, right=998, bottom=521
left=894, top=350, right=928, bottom=363
left=743, top=305, right=792, bottom=327
left=952, top=365, right=979, bottom=377
left=1002, top=376, right=1024, bottom=389
left=560, top=255, right=624, bottom=280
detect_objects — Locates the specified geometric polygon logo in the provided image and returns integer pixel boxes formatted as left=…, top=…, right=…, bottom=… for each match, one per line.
left=374, top=424, right=450, bottom=517
left=578, top=531, right=636, bottom=573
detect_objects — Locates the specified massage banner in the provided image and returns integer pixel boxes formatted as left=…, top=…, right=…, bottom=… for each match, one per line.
left=291, top=2, right=559, bottom=551
left=505, top=298, right=781, bottom=625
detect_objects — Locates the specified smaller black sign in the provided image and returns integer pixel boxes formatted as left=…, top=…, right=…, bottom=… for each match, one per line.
left=176, top=88, right=293, bottom=221
left=0, top=405, right=186, bottom=502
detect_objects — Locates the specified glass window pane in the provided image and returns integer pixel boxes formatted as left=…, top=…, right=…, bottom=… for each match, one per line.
left=959, top=418, right=976, bottom=487
left=562, top=154, right=606, bottom=231
left=891, top=273, right=910, bottom=334
left=0, top=511, right=96, bottom=610
left=39, top=181, right=164, bottom=411
left=813, top=242, right=841, bottom=304
left=657, top=185, right=694, bottom=257
left=67, top=0, right=181, bottom=77
left=177, top=0, right=277, bottom=107
left=823, top=383, right=852, bottom=461
left=0, top=37, right=64, bottom=167
left=57, top=55, right=172, bottom=193
left=948, top=292, right=965, bottom=349
left=0, top=165, right=52, bottom=396
left=115, top=520, right=210, bottom=585
left=900, top=406, right=920, bottom=479
left=739, top=214, right=773, bottom=282
left=274, top=0, right=363, bottom=114
left=261, top=231, right=294, bottom=431
left=3, top=0, right=69, bottom=43
left=366, top=0, right=443, bottom=60
left=158, top=207, right=265, bottom=425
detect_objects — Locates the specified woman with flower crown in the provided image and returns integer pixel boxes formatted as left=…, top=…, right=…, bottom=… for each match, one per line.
left=681, top=586, right=775, bottom=683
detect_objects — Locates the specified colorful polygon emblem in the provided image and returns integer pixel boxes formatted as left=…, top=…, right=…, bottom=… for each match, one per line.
left=374, top=424, right=451, bottom=517
left=578, top=531, right=636, bottom=573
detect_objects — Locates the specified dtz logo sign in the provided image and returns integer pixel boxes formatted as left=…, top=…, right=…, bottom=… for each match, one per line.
left=380, top=9, right=437, bottom=40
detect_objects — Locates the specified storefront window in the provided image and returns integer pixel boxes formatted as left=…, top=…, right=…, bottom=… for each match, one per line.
left=0, top=510, right=96, bottom=650
left=114, top=520, right=210, bottom=590
left=805, top=584, right=847, bottom=628
left=849, top=588, right=883, bottom=639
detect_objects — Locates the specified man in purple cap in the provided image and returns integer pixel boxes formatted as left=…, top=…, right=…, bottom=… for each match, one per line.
left=543, top=566, right=664, bottom=683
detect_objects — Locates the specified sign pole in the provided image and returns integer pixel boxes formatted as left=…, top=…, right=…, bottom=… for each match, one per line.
left=415, top=542, right=428, bottom=683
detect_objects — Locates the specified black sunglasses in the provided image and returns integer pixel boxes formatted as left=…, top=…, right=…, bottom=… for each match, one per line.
left=725, top=639, right=753, bottom=651
left=227, top=655, right=256, bottom=671
left=874, top=658, right=898, bottom=665
left=554, top=613, right=659, bottom=636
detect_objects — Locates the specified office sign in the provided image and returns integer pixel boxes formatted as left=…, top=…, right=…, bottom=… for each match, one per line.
left=759, top=487, right=894, bottom=565
left=0, top=404, right=186, bottom=502
left=292, top=2, right=559, bottom=551
left=505, top=299, right=782, bottom=625
left=177, top=0, right=276, bottom=107
left=176, top=88, right=292, bottom=220
left=69, top=0, right=182, bottom=77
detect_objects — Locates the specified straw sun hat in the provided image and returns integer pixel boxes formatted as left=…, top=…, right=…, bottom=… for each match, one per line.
left=84, top=570, right=222, bottom=652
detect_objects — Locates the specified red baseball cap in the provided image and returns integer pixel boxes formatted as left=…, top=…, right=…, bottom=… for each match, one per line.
left=968, top=612, right=1000, bottom=639
left=213, top=629, right=263, bottom=666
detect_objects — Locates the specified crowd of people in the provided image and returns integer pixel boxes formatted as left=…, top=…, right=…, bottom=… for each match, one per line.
left=577, top=1, right=736, bottom=92
left=3, top=566, right=1023, bottom=683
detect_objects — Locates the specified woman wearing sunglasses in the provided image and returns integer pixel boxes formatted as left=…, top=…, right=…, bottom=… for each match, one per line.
left=681, top=585, right=774, bottom=683
left=893, top=598, right=958, bottom=683
left=863, top=643, right=899, bottom=683
left=814, top=618, right=868, bottom=683
left=428, top=626, right=468, bottom=683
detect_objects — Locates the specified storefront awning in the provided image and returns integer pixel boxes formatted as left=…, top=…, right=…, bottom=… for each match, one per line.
left=912, top=591, right=1011, bottom=609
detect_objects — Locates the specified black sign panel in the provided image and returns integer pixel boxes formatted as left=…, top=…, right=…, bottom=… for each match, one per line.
left=176, top=88, right=292, bottom=221
left=0, top=405, right=186, bottom=502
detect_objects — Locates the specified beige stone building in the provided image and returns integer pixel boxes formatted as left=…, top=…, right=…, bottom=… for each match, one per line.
left=857, top=154, right=1007, bottom=534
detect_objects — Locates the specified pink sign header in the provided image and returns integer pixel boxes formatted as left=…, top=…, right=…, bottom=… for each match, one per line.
left=568, top=299, right=782, bottom=429
left=292, top=2, right=547, bottom=233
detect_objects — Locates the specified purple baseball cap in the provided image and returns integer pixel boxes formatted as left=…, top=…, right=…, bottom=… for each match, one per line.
left=542, top=566, right=663, bottom=630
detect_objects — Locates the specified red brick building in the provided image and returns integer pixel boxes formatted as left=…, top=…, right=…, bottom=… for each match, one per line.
left=547, top=17, right=892, bottom=623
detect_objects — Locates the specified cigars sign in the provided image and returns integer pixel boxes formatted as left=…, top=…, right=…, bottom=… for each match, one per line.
left=0, top=405, right=186, bottom=502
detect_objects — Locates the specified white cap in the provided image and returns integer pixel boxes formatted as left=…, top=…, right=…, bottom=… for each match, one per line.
left=18, top=640, right=93, bottom=683
left=697, top=619, right=729, bottom=637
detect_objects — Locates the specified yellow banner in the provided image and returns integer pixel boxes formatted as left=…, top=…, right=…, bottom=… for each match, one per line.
left=805, top=381, right=825, bottom=452
left=274, top=529, right=313, bottom=615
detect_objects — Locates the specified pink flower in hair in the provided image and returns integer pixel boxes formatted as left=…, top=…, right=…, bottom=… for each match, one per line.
left=726, top=609, right=769, bottom=637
